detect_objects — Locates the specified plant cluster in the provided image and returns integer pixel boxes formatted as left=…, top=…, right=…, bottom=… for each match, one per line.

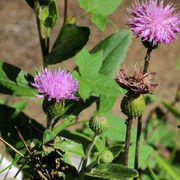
left=0, top=0, right=180, bottom=180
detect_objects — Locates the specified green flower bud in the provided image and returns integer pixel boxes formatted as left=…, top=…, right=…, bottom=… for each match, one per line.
left=99, top=150, right=114, bottom=164
left=43, top=98, right=65, bottom=118
left=121, top=94, right=145, bottom=118
left=89, top=115, right=108, bottom=135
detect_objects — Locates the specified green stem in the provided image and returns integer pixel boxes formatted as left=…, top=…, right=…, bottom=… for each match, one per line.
left=47, top=116, right=53, bottom=130
left=134, top=115, right=142, bottom=180
left=78, top=133, right=99, bottom=180
left=34, top=0, right=48, bottom=67
left=134, top=48, right=153, bottom=179
left=124, top=117, right=133, bottom=167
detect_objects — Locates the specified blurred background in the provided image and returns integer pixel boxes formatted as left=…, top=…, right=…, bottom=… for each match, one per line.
left=0, top=0, right=179, bottom=131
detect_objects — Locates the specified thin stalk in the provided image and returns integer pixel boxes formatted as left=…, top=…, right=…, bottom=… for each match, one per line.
left=0, top=138, right=24, bottom=158
left=124, top=117, right=133, bottom=166
left=78, top=133, right=99, bottom=180
left=143, top=48, right=152, bottom=74
left=34, top=0, right=48, bottom=67
left=63, top=0, right=68, bottom=26
left=134, top=115, right=142, bottom=180
left=134, top=48, right=153, bottom=179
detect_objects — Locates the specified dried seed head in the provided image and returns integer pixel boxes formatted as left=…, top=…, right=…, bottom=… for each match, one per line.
left=115, top=66, right=158, bottom=94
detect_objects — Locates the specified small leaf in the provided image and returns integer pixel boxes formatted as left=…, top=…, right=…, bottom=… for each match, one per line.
left=108, top=145, right=124, bottom=159
left=54, top=139, right=85, bottom=157
left=43, top=130, right=56, bottom=144
left=78, top=0, right=122, bottom=30
left=0, top=61, right=36, bottom=97
left=45, top=24, right=90, bottom=65
left=85, top=164, right=138, bottom=179
left=91, top=30, right=132, bottom=77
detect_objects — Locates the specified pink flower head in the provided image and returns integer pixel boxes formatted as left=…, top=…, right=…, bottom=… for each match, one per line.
left=31, top=68, right=79, bottom=102
left=128, top=0, right=180, bottom=46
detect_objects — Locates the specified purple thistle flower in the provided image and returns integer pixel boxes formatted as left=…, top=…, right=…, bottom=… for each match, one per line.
left=128, top=0, right=180, bottom=46
left=31, top=68, right=79, bottom=102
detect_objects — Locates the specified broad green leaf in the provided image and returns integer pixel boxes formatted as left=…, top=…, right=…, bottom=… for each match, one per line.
left=151, top=150, right=180, bottom=180
left=161, top=101, right=180, bottom=120
left=91, top=30, right=132, bottom=77
left=97, top=95, right=117, bottom=113
left=85, top=164, right=138, bottom=179
left=78, top=0, right=122, bottom=30
left=45, top=24, right=90, bottom=65
left=0, top=104, right=45, bottom=158
left=0, top=61, right=36, bottom=97
left=74, top=49, right=122, bottom=100
left=129, top=144, right=152, bottom=169
left=43, top=130, right=56, bottom=144
left=54, top=139, right=85, bottom=157
left=105, top=113, right=136, bottom=143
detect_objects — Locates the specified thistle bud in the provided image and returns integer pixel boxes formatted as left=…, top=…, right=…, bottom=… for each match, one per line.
left=89, top=115, right=108, bottom=135
left=99, top=149, right=114, bottom=164
left=43, top=98, right=65, bottom=118
left=121, top=94, right=145, bottom=118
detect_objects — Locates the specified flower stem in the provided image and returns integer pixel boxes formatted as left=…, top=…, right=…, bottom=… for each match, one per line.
left=134, top=115, right=142, bottom=180
left=134, top=48, right=153, bottom=179
left=143, top=48, right=152, bottom=74
left=34, top=0, right=49, bottom=67
left=47, top=116, right=53, bottom=130
left=124, top=117, right=133, bottom=166
left=78, top=133, right=99, bottom=180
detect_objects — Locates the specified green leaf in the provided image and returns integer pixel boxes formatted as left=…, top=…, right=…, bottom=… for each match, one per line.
left=91, top=30, right=132, bottom=77
left=85, top=164, right=138, bottom=179
left=0, top=104, right=45, bottom=158
left=74, top=49, right=122, bottom=100
left=54, top=139, right=85, bottom=157
left=43, top=130, right=56, bottom=144
left=78, top=0, right=122, bottom=30
left=45, top=24, right=90, bottom=65
left=151, top=150, right=180, bottom=180
left=0, top=61, right=36, bottom=97
left=105, top=113, right=136, bottom=143
left=108, top=145, right=124, bottom=159
left=129, top=144, right=152, bottom=169
left=97, top=95, right=117, bottom=113
left=161, top=101, right=180, bottom=120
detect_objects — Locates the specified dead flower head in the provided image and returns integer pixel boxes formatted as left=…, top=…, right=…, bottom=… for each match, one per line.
left=115, top=65, right=158, bottom=94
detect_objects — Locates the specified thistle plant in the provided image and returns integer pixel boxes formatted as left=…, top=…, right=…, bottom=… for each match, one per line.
left=0, top=0, right=179, bottom=180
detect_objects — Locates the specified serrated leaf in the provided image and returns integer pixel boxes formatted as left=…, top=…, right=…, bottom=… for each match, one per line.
left=91, top=30, right=132, bottom=77
left=0, top=61, right=36, bottom=97
left=45, top=24, right=90, bottom=65
left=78, top=0, right=122, bottom=30
left=85, top=164, right=138, bottom=179
left=74, top=49, right=122, bottom=100
left=54, top=139, right=85, bottom=157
